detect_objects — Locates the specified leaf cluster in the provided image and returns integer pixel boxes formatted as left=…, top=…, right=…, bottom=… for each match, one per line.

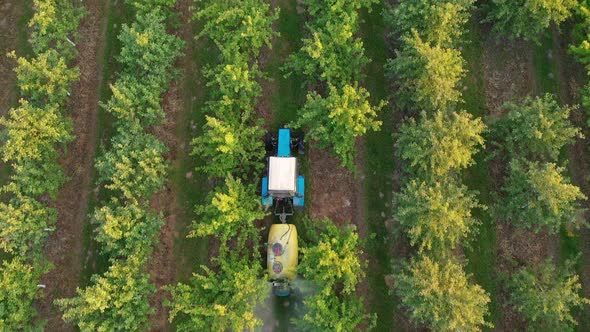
left=0, top=259, right=48, bottom=331
left=294, top=219, right=374, bottom=331
left=166, top=255, right=267, bottom=332
left=56, top=259, right=155, bottom=332
left=493, top=95, right=586, bottom=234
left=485, top=0, right=577, bottom=42
left=191, top=175, right=265, bottom=247
left=394, top=256, right=492, bottom=331
left=501, top=160, right=586, bottom=233
left=508, top=260, right=590, bottom=331
left=293, top=84, right=384, bottom=170
left=384, top=0, right=474, bottom=48
left=493, top=94, right=581, bottom=161
left=385, top=1, right=472, bottom=113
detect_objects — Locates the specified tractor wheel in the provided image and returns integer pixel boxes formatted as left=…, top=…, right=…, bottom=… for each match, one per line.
left=294, top=130, right=305, bottom=155
left=264, top=133, right=274, bottom=155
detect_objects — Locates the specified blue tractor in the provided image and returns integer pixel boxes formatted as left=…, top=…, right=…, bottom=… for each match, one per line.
left=261, top=128, right=305, bottom=222
left=262, top=128, right=304, bottom=296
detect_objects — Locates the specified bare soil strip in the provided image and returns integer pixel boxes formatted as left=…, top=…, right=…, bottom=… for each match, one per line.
left=147, top=1, right=193, bottom=330
left=0, top=0, right=23, bottom=116
left=37, top=1, right=110, bottom=330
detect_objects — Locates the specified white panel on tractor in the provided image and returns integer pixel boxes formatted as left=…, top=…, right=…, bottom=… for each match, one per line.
left=268, top=157, right=297, bottom=193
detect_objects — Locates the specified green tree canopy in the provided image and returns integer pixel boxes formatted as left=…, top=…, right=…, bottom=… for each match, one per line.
left=95, top=129, right=167, bottom=203
left=486, top=0, right=577, bottom=41
left=496, top=94, right=581, bottom=161
left=570, top=1, right=590, bottom=70
left=194, top=0, right=278, bottom=61
left=397, top=110, right=485, bottom=178
left=294, top=218, right=373, bottom=332
left=9, top=49, right=79, bottom=105
left=117, top=9, right=184, bottom=82
left=287, top=23, right=369, bottom=86
left=191, top=116, right=264, bottom=179
left=286, top=0, right=377, bottom=86
left=292, top=84, right=384, bottom=170
left=93, top=200, right=162, bottom=260
left=104, top=76, right=164, bottom=128
left=204, top=61, right=263, bottom=120
left=166, top=255, right=266, bottom=332
left=501, top=160, right=586, bottom=233
left=395, top=256, right=492, bottom=331
left=0, top=259, right=46, bottom=331
left=0, top=100, right=73, bottom=163
left=29, top=0, right=85, bottom=57
left=0, top=184, right=56, bottom=257
left=11, top=156, right=66, bottom=198
left=293, top=287, right=374, bottom=332
left=384, top=0, right=474, bottom=47
left=191, top=175, right=265, bottom=245
left=395, top=179, right=482, bottom=254
left=56, top=258, right=154, bottom=332
left=387, top=31, right=466, bottom=112
left=299, top=220, right=365, bottom=294
left=508, top=260, right=590, bottom=331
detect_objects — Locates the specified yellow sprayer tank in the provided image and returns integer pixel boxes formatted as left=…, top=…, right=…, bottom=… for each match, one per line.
left=267, top=224, right=298, bottom=285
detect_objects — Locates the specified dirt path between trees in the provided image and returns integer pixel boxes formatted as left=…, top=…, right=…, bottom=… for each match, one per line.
left=147, top=1, right=193, bottom=330
left=0, top=0, right=23, bottom=116
left=37, top=1, right=110, bottom=330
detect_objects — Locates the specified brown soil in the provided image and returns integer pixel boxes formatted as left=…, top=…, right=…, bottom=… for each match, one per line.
left=482, top=36, right=536, bottom=117
left=256, top=42, right=276, bottom=128
left=146, top=1, right=193, bottom=331
left=0, top=0, right=22, bottom=116
left=36, top=0, right=109, bottom=330
left=307, top=145, right=360, bottom=226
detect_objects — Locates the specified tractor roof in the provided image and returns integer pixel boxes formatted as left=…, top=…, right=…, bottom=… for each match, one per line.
left=268, top=156, right=297, bottom=193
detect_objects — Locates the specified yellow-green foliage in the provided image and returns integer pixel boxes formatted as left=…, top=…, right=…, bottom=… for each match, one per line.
left=191, top=175, right=265, bottom=245
left=496, top=94, right=581, bottom=161
left=395, top=179, right=482, bottom=254
left=191, top=115, right=265, bottom=179
left=387, top=32, right=466, bottom=112
left=9, top=50, right=79, bottom=105
left=0, top=100, right=73, bottom=163
left=287, top=0, right=384, bottom=171
left=395, top=256, right=492, bottom=331
left=56, top=259, right=155, bottom=332
left=0, top=259, right=47, bottom=331
left=293, top=84, right=384, bottom=170
left=0, top=184, right=56, bottom=257
left=384, top=0, right=474, bottom=47
left=295, top=219, right=374, bottom=331
left=397, top=110, right=485, bottom=178
left=166, top=255, right=266, bottom=332
left=502, top=160, right=586, bottom=233
left=509, top=260, right=590, bottom=331
left=486, top=0, right=577, bottom=41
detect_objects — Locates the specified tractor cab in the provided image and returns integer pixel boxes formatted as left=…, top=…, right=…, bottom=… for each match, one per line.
left=261, top=128, right=305, bottom=223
